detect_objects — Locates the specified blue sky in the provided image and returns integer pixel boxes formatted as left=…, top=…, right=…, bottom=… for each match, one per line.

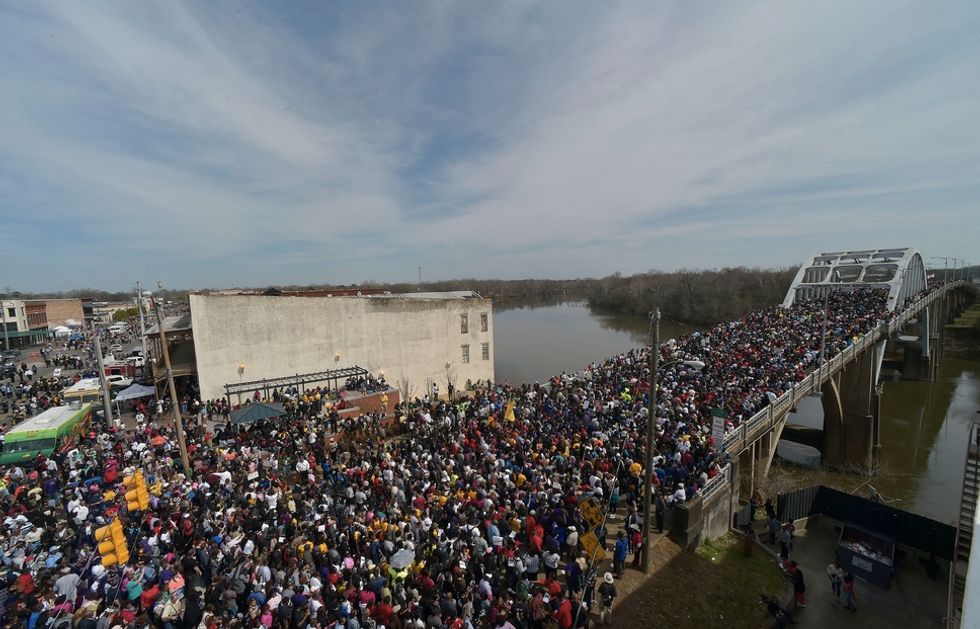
left=1, top=1, right=978, bottom=291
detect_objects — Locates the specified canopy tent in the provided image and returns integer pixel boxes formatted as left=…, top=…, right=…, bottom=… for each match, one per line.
left=230, top=401, right=286, bottom=424
left=53, top=325, right=72, bottom=338
left=114, top=383, right=156, bottom=401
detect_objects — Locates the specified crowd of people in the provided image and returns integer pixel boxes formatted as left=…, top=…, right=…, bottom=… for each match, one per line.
left=0, top=284, right=935, bottom=628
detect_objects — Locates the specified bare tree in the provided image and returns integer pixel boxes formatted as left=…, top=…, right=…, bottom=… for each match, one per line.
left=398, top=376, right=414, bottom=402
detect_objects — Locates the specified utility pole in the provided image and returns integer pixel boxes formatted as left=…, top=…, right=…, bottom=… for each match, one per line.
left=136, top=281, right=148, bottom=363
left=642, top=307, right=660, bottom=573
left=152, top=296, right=191, bottom=477
left=92, top=333, right=114, bottom=427
left=418, top=266, right=422, bottom=291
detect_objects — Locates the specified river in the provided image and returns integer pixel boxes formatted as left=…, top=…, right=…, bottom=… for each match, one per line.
left=493, top=300, right=693, bottom=384
left=493, top=300, right=980, bottom=525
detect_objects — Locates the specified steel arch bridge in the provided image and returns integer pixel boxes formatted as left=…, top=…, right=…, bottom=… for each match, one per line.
left=782, top=247, right=928, bottom=311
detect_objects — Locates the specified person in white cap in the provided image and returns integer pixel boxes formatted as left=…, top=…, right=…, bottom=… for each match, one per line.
left=565, top=525, right=579, bottom=562
left=598, top=572, right=618, bottom=624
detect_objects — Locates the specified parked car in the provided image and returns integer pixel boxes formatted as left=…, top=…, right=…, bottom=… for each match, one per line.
left=109, top=343, right=124, bottom=354
left=125, top=355, right=145, bottom=368
left=1, top=349, right=20, bottom=361
left=105, top=374, right=133, bottom=389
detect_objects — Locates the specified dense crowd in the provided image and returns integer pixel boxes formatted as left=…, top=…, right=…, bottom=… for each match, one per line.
left=0, top=285, right=929, bottom=628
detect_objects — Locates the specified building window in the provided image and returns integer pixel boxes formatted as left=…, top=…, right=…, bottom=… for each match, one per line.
left=461, top=344, right=470, bottom=363
left=480, top=313, right=488, bottom=332
left=460, top=314, right=468, bottom=334
left=6, top=308, right=14, bottom=318
left=481, top=342, right=489, bottom=360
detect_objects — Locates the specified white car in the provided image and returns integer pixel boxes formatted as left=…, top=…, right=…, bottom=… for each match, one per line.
left=109, top=344, right=124, bottom=353
left=126, top=355, right=145, bottom=368
left=105, top=374, right=133, bottom=388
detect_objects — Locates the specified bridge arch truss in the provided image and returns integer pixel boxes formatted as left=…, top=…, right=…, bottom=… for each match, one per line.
left=782, top=247, right=928, bottom=311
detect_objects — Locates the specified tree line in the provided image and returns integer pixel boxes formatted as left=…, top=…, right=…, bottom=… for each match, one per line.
left=22, top=267, right=802, bottom=328
left=586, top=267, right=798, bottom=325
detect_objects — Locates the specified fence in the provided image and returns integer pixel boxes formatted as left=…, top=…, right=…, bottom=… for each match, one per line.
left=777, top=485, right=956, bottom=560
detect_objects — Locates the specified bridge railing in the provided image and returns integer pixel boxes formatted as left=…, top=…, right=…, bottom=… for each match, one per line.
left=702, top=282, right=966, bottom=503
left=700, top=456, right=732, bottom=499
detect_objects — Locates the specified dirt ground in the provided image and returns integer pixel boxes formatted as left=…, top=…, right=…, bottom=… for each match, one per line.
left=610, top=533, right=787, bottom=629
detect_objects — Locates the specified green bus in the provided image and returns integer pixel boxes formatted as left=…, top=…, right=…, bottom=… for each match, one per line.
left=0, top=404, right=93, bottom=465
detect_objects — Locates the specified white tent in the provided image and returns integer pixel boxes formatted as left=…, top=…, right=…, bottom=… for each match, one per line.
left=114, top=383, right=156, bottom=401
left=53, top=325, right=72, bottom=338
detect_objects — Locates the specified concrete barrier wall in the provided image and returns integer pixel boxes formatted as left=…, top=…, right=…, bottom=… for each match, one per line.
left=673, top=459, right=741, bottom=550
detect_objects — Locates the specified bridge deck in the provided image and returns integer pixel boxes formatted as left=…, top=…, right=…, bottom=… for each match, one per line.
left=701, top=281, right=967, bottom=500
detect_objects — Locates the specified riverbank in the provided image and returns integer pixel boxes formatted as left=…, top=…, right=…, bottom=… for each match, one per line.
left=946, top=303, right=980, bottom=357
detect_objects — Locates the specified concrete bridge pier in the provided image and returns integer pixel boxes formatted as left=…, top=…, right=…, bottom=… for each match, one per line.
left=821, top=347, right=880, bottom=471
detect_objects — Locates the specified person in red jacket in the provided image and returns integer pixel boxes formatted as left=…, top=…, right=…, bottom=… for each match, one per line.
left=554, top=592, right=573, bottom=629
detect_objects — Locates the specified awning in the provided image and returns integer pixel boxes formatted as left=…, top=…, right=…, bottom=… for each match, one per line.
left=230, top=401, right=286, bottom=424
left=114, top=383, right=156, bottom=401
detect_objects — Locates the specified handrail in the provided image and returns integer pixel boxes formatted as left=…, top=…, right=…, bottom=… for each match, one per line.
left=704, top=283, right=964, bottom=510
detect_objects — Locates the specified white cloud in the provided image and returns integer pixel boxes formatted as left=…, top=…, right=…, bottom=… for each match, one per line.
left=0, top=0, right=977, bottom=289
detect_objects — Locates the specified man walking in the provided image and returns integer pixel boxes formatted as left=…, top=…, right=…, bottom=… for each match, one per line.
left=613, top=531, right=628, bottom=579
left=778, top=524, right=792, bottom=560
left=655, top=492, right=667, bottom=533
left=787, top=561, right=806, bottom=608
left=842, top=572, right=858, bottom=612
left=598, top=572, right=617, bottom=625
left=827, top=559, right=844, bottom=601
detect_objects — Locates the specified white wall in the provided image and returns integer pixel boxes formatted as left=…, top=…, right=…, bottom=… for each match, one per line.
left=189, top=294, right=494, bottom=401
left=1, top=300, right=28, bottom=332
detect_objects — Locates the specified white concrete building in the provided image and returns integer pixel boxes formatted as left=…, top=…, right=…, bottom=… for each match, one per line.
left=1, top=299, right=33, bottom=349
left=188, top=291, right=494, bottom=401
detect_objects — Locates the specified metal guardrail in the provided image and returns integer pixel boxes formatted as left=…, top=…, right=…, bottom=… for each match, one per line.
left=699, top=282, right=965, bottom=500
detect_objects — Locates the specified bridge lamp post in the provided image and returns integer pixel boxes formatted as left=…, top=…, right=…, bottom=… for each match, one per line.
left=930, top=257, right=951, bottom=282
left=642, top=308, right=705, bottom=573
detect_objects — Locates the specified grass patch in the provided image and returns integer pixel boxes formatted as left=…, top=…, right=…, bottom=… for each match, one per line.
left=616, top=533, right=787, bottom=629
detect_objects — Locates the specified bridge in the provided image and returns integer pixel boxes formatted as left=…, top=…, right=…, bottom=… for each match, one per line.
left=675, top=248, right=972, bottom=548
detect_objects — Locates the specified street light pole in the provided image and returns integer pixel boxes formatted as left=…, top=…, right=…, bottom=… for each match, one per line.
left=136, top=281, right=148, bottom=364
left=642, top=308, right=660, bottom=574
left=152, top=296, right=192, bottom=477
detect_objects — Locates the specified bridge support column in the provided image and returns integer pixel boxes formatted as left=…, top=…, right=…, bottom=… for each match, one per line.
left=757, top=419, right=785, bottom=477
left=821, top=349, right=880, bottom=471
left=738, top=441, right=756, bottom=497
left=928, top=300, right=944, bottom=381
left=901, top=344, right=932, bottom=380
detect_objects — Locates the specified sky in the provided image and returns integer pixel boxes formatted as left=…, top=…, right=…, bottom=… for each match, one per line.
left=1, top=1, right=978, bottom=292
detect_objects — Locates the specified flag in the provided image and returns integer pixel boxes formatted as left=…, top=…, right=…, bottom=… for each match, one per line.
left=503, top=400, right=515, bottom=422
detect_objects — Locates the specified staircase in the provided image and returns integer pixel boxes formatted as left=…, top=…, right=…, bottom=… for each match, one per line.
left=948, top=423, right=980, bottom=627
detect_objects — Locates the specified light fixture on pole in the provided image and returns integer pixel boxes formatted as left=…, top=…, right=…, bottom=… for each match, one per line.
left=930, top=256, right=951, bottom=283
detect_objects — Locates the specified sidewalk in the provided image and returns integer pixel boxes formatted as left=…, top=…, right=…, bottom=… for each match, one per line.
left=773, top=517, right=947, bottom=628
